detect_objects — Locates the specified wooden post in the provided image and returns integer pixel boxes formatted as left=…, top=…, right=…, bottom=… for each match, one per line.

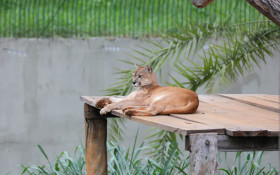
left=84, top=103, right=107, bottom=175
left=186, top=133, right=218, bottom=175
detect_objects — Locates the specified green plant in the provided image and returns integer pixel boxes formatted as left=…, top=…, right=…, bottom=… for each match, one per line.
left=20, top=130, right=189, bottom=175
left=106, top=20, right=279, bottom=95
left=108, top=128, right=189, bottom=175
left=21, top=142, right=279, bottom=175
left=145, top=142, right=189, bottom=175
left=144, top=128, right=183, bottom=163
left=107, top=128, right=149, bottom=175
left=21, top=144, right=85, bottom=175
left=0, top=0, right=265, bottom=38
left=219, top=152, right=279, bottom=175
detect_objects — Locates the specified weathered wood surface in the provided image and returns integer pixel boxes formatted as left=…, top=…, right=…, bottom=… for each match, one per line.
left=186, top=135, right=279, bottom=151
left=187, top=133, right=218, bottom=175
left=189, top=0, right=280, bottom=26
left=81, top=95, right=279, bottom=137
left=219, top=94, right=279, bottom=112
left=84, top=104, right=107, bottom=175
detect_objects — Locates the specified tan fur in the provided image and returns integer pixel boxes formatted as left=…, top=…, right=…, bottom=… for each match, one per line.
left=99, top=65, right=199, bottom=116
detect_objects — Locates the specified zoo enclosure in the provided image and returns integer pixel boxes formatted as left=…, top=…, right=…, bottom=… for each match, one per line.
left=0, top=0, right=266, bottom=38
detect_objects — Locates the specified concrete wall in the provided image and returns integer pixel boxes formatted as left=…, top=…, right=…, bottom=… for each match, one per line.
left=0, top=38, right=279, bottom=174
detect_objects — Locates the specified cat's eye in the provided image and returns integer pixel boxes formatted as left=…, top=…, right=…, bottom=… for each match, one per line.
left=138, top=75, right=142, bottom=78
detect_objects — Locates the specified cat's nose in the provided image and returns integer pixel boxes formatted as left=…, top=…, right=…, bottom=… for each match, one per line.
left=132, top=81, right=136, bottom=85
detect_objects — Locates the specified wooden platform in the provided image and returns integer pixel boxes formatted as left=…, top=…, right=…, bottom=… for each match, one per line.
left=81, top=94, right=279, bottom=175
left=81, top=94, right=279, bottom=137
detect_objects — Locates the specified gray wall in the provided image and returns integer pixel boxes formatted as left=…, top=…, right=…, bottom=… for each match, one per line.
left=0, top=38, right=279, bottom=174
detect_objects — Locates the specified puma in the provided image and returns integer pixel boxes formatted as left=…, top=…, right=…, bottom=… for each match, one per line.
left=97, top=65, right=199, bottom=116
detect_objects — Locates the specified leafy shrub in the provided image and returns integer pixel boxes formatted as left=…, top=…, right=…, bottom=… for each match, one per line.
left=219, top=152, right=279, bottom=175
left=21, top=141, right=279, bottom=175
left=21, top=145, right=85, bottom=175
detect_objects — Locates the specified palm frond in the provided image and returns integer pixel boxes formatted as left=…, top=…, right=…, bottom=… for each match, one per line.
left=171, top=24, right=280, bottom=92
left=144, top=128, right=184, bottom=165
left=108, top=118, right=126, bottom=144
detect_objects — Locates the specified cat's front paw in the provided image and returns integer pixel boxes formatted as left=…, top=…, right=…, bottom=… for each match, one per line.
left=100, top=108, right=107, bottom=115
left=100, top=106, right=111, bottom=115
left=96, top=98, right=112, bottom=109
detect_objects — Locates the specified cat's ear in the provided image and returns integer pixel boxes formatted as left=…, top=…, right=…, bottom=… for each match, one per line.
left=134, top=63, right=140, bottom=69
left=145, top=65, right=152, bottom=73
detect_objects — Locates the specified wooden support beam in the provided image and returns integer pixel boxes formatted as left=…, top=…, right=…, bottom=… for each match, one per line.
left=84, top=104, right=107, bottom=175
left=186, top=135, right=279, bottom=152
left=218, top=135, right=278, bottom=151
left=186, top=133, right=218, bottom=175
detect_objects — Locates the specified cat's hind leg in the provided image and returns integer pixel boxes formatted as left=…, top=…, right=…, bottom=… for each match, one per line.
left=124, top=104, right=165, bottom=116
left=122, top=106, right=148, bottom=113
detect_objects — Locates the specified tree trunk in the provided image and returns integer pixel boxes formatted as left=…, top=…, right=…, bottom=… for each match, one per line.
left=246, top=0, right=280, bottom=26
left=190, top=0, right=280, bottom=26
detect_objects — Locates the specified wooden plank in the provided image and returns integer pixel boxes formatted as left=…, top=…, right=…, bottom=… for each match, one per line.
left=81, top=95, right=279, bottom=137
left=81, top=96, right=126, bottom=108
left=186, top=135, right=279, bottom=152
left=81, top=96, right=107, bottom=109
left=219, top=94, right=279, bottom=113
left=84, top=104, right=107, bottom=175
left=198, top=95, right=279, bottom=136
left=81, top=101, right=226, bottom=136
left=81, top=96, right=224, bottom=135
left=115, top=106, right=275, bottom=136
left=111, top=110, right=225, bottom=135
left=187, top=133, right=218, bottom=175
left=217, top=135, right=279, bottom=151
left=253, top=95, right=279, bottom=103
left=172, top=100, right=278, bottom=136
left=171, top=111, right=272, bottom=137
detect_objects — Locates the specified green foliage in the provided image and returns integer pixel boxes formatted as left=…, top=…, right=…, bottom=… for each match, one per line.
left=219, top=152, right=279, bottom=175
left=171, top=22, right=280, bottom=92
left=108, top=128, right=189, bottom=175
left=21, top=142, right=279, bottom=175
left=144, top=128, right=183, bottom=163
left=107, top=128, right=148, bottom=175
left=106, top=20, right=280, bottom=95
left=21, top=144, right=85, bottom=175
left=108, top=118, right=127, bottom=143
left=0, top=0, right=266, bottom=38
